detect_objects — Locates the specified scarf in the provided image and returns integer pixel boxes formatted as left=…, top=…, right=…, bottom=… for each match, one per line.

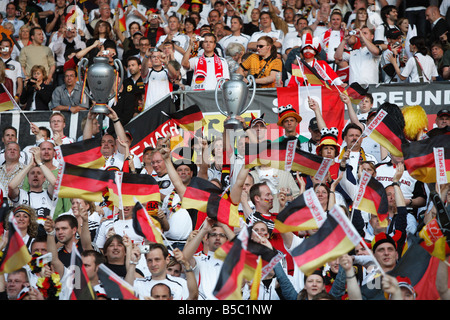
left=192, top=54, right=223, bottom=91
left=322, top=28, right=345, bottom=51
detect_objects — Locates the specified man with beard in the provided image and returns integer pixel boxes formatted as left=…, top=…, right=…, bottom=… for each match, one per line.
left=113, top=56, right=145, bottom=125
left=338, top=123, right=377, bottom=179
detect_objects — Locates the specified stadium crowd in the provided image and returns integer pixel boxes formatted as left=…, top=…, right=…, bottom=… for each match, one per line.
left=0, top=0, right=449, bottom=302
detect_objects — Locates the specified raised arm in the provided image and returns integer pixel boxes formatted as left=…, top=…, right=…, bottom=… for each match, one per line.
left=182, top=218, right=213, bottom=267
left=308, top=96, right=327, bottom=131
left=158, top=134, right=187, bottom=198
left=44, top=218, right=66, bottom=277
left=173, top=248, right=199, bottom=300
left=340, top=93, right=364, bottom=131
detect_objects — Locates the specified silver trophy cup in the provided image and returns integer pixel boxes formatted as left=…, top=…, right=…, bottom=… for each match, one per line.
left=78, top=56, right=124, bottom=114
left=215, top=74, right=256, bottom=130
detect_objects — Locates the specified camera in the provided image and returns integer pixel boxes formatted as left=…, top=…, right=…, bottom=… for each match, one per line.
left=195, top=36, right=205, bottom=42
left=67, top=26, right=73, bottom=31
left=36, top=252, right=53, bottom=266
left=102, top=50, right=110, bottom=55
left=139, top=244, right=150, bottom=254
left=1, top=47, right=9, bottom=52
left=152, top=15, right=158, bottom=19
left=348, top=30, right=358, bottom=36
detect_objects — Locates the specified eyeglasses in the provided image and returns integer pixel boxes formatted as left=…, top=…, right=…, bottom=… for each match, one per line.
left=256, top=44, right=266, bottom=49
left=209, top=233, right=227, bottom=238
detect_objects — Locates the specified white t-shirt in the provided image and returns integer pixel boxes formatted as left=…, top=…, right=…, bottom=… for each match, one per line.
left=94, top=217, right=143, bottom=249
left=343, top=46, right=381, bottom=86
left=133, top=274, right=189, bottom=300
left=219, top=34, right=250, bottom=56
left=162, top=191, right=192, bottom=241
left=187, top=55, right=230, bottom=91
left=193, top=251, right=223, bottom=300
left=400, top=53, right=438, bottom=83
left=11, top=189, right=53, bottom=225
left=144, top=68, right=172, bottom=110
left=249, top=29, right=284, bottom=47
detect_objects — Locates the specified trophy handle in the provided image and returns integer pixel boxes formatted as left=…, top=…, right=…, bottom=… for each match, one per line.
left=241, top=74, right=256, bottom=114
left=108, top=59, right=124, bottom=101
left=78, top=58, right=95, bottom=101
left=214, top=77, right=228, bottom=117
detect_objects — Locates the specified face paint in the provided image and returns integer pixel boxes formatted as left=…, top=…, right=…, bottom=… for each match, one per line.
left=303, top=48, right=315, bottom=59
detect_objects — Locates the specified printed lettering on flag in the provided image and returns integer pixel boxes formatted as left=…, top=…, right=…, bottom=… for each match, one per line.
left=434, top=147, right=448, bottom=184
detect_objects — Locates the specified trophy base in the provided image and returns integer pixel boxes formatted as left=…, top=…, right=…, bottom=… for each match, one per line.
left=224, top=119, right=242, bottom=131
left=91, top=104, right=110, bottom=114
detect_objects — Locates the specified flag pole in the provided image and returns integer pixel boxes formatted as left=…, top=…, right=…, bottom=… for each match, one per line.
left=1, top=83, right=32, bottom=126
left=359, top=239, right=386, bottom=277
left=296, top=56, right=311, bottom=98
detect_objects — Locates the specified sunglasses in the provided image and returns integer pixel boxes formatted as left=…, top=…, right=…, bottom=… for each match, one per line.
left=256, top=44, right=267, bottom=49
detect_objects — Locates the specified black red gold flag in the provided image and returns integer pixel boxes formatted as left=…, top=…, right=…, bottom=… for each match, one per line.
left=56, top=137, right=105, bottom=169
left=54, top=163, right=111, bottom=202
left=69, top=243, right=96, bottom=300
left=132, top=201, right=164, bottom=244
left=275, top=188, right=327, bottom=233
left=402, top=133, right=450, bottom=183
left=353, top=170, right=389, bottom=227
left=0, top=216, right=31, bottom=274
left=97, top=263, right=138, bottom=300
left=290, top=205, right=361, bottom=275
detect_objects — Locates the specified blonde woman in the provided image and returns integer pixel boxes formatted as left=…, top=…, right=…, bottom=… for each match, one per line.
left=20, top=65, right=53, bottom=110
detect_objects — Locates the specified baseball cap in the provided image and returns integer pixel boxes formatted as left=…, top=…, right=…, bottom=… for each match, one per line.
left=386, top=27, right=402, bottom=39
left=309, top=117, right=318, bottom=131
left=437, top=109, right=449, bottom=118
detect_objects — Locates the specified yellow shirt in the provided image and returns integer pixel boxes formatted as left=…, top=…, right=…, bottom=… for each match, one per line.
left=240, top=54, right=282, bottom=88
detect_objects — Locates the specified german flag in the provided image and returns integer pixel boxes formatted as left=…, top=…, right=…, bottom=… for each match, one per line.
left=177, top=0, right=191, bottom=15
left=206, top=193, right=240, bottom=228
left=65, top=6, right=78, bottom=25
left=132, top=201, right=164, bottom=244
left=116, top=0, right=127, bottom=32
left=245, top=139, right=332, bottom=179
left=418, top=191, right=450, bottom=261
left=215, top=227, right=282, bottom=281
left=0, top=84, right=15, bottom=112
left=249, top=256, right=262, bottom=300
left=345, top=82, right=368, bottom=105
left=0, top=217, right=32, bottom=274
left=181, top=177, right=222, bottom=213
left=363, top=109, right=406, bottom=158
left=290, top=59, right=331, bottom=89
left=97, top=263, right=138, bottom=300
left=290, top=205, right=361, bottom=275
left=56, top=137, right=105, bottom=169
left=419, top=218, right=450, bottom=261
left=402, top=133, right=450, bottom=184
left=386, top=237, right=450, bottom=300
left=213, top=235, right=247, bottom=300
left=167, top=104, right=206, bottom=133
left=69, top=243, right=96, bottom=300
left=54, top=163, right=111, bottom=203
left=108, top=171, right=160, bottom=208
left=352, top=170, right=389, bottom=227
left=275, top=188, right=327, bottom=233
